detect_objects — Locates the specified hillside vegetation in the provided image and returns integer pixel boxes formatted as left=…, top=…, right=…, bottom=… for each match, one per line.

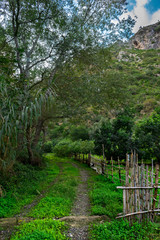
left=110, top=47, right=160, bottom=117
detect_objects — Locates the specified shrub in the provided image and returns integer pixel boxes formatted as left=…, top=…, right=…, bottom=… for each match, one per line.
left=53, top=139, right=95, bottom=157
left=53, top=139, right=72, bottom=157
left=70, top=125, right=89, bottom=141
left=42, top=141, right=53, bottom=153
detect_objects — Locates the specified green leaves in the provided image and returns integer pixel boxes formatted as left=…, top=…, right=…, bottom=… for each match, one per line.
left=53, top=138, right=95, bottom=157
left=133, top=108, right=160, bottom=161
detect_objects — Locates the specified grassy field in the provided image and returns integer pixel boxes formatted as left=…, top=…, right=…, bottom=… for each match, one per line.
left=1, top=154, right=80, bottom=239
left=1, top=154, right=159, bottom=239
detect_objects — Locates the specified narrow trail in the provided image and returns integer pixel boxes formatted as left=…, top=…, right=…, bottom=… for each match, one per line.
left=67, top=166, right=90, bottom=240
left=0, top=161, right=108, bottom=240
left=61, top=163, right=108, bottom=239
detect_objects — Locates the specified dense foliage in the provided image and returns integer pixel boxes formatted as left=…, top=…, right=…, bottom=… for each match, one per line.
left=0, top=0, right=135, bottom=174
left=133, top=108, right=160, bottom=162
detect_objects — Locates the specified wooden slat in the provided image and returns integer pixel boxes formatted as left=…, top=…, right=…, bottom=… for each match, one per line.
left=152, top=164, right=159, bottom=216
left=117, top=186, right=158, bottom=189
left=116, top=209, right=160, bottom=219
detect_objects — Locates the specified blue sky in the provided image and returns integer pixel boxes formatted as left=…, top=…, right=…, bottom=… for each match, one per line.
left=127, top=0, right=160, bottom=13
left=145, top=0, right=160, bottom=14
left=125, top=0, right=160, bottom=32
left=73, top=0, right=160, bottom=33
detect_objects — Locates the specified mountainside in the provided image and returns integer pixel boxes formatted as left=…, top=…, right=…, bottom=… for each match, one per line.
left=129, top=21, right=160, bottom=50
left=110, top=48, right=160, bottom=116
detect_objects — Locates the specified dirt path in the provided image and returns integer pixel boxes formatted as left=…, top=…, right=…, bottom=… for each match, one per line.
left=66, top=165, right=91, bottom=240
left=59, top=163, right=108, bottom=240
left=0, top=161, right=108, bottom=240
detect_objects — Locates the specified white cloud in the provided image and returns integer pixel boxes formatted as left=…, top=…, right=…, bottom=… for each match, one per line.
left=121, top=0, right=160, bottom=33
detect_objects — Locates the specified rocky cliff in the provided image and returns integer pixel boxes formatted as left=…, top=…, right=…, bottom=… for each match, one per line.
left=129, top=21, right=160, bottom=50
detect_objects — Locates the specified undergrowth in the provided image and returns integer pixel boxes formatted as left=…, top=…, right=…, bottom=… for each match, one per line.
left=89, top=174, right=123, bottom=218
left=0, top=154, right=59, bottom=217
left=10, top=219, right=67, bottom=240
left=28, top=158, right=79, bottom=218
left=89, top=220, right=157, bottom=240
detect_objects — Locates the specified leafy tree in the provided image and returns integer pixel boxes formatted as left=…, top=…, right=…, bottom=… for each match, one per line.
left=111, top=108, right=135, bottom=159
left=70, top=125, right=89, bottom=141
left=90, top=118, right=113, bottom=158
left=0, top=0, right=135, bottom=169
left=133, top=108, right=160, bottom=162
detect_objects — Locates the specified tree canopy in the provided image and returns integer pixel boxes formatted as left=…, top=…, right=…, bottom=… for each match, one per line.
left=0, top=0, right=135, bottom=169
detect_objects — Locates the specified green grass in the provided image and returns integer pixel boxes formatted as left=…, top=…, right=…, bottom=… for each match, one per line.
left=88, top=157, right=160, bottom=240
left=28, top=158, right=79, bottom=218
left=0, top=154, right=60, bottom=218
left=9, top=154, right=80, bottom=240
left=89, top=173, right=123, bottom=218
left=10, top=219, right=67, bottom=240
left=89, top=220, right=157, bottom=240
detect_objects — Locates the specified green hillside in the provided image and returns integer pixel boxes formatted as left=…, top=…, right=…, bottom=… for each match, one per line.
left=110, top=48, right=160, bottom=116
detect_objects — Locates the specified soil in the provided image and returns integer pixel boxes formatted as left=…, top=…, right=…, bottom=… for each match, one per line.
left=66, top=165, right=91, bottom=240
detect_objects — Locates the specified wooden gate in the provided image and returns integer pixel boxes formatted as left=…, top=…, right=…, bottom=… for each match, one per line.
left=117, top=151, right=160, bottom=222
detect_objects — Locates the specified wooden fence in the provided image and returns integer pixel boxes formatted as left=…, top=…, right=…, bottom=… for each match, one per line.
left=74, top=151, right=160, bottom=222
left=75, top=152, right=126, bottom=183
left=116, top=151, right=160, bottom=222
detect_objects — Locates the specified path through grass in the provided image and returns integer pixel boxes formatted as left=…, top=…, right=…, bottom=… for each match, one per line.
left=1, top=154, right=159, bottom=240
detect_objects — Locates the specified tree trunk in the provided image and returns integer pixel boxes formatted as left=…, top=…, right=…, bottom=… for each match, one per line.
left=26, top=126, right=34, bottom=165
left=0, top=185, right=3, bottom=197
left=32, top=119, right=44, bottom=148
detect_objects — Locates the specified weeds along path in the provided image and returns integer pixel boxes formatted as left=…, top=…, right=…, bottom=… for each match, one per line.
left=0, top=162, right=63, bottom=240
left=15, top=162, right=64, bottom=218
left=0, top=157, right=109, bottom=240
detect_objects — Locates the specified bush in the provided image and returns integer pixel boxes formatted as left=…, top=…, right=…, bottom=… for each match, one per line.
left=53, top=139, right=72, bottom=157
left=53, top=139, right=95, bottom=157
left=42, top=141, right=53, bottom=153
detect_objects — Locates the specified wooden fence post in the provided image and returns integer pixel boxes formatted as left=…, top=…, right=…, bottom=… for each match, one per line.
left=106, top=157, right=108, bottom=178
left=118, top=157, right=121, bottom=183
left=101, top=144, right=105, bottom=174
left=88, top=152, right=91, bottom=167
left=152, top=164, right=159, bottom=221
left=126, top=154, right=129, bottom=216
left=111, top=157, right=113, bottom=182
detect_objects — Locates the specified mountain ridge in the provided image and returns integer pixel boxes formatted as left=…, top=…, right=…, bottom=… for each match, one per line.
left=128, top=21, right=160, bottom=50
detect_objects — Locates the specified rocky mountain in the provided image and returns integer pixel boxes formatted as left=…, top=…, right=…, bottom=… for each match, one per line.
left=129, top=21, right=160, bottom=50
